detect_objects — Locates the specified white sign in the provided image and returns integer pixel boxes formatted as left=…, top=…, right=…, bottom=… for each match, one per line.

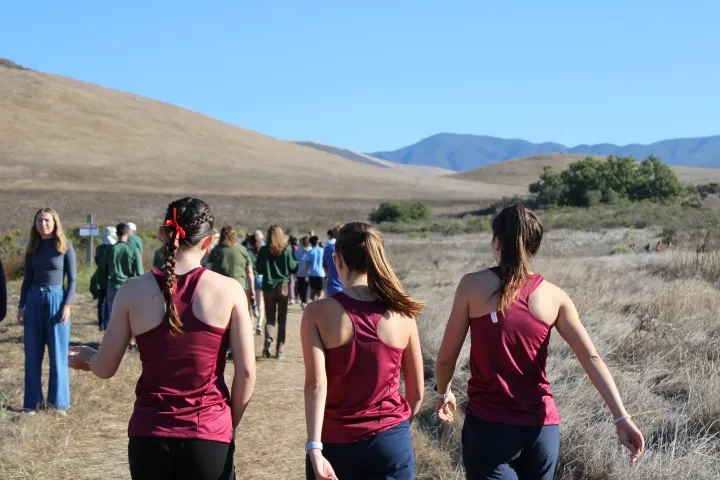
left=79, top=223, right=99, bottom=237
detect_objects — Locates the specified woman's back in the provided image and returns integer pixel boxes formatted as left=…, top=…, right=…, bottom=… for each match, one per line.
left=465, top=267, right=562, bottom=426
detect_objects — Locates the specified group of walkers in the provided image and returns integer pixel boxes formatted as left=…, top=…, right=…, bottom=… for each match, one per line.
left=3, top=199, right=646, bottom=479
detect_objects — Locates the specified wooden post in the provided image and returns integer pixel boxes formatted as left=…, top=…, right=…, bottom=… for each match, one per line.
left=86, top=214, right=94, bottom=270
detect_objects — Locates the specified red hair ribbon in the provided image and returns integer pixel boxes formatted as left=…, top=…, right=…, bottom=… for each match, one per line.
left=164, top=208, right=186, bottom=247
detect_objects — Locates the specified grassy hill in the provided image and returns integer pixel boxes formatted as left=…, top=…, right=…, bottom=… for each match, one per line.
left=372, top=133, right=720, bottom=170
left=0, top=61, right=504, bottom=202
left=452, top=153, right=720, bottom=186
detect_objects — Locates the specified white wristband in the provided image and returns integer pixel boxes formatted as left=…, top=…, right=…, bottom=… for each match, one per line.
left=305, top=441, right=323, bottom=452
left=613, top=415, right=631, bottom=425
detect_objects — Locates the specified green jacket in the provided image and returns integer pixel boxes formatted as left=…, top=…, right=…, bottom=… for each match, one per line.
left=128, top=234, right=144, bottom=254
left=210, top=244, right=252, bottom=290
left=94, top=243, right=113, bottom=291
left=256, top=245, right=298, bottom=291
left=108, top=241, right=144, bottom=290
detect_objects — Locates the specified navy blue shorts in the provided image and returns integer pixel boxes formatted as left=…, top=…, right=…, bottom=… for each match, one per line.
left=306, top=421, right=415, bottom=480
left=462, top=415, right=560, bottom=480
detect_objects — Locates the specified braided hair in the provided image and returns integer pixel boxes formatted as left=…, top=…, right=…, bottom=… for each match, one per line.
left=162, top=197, right=215, bottom=336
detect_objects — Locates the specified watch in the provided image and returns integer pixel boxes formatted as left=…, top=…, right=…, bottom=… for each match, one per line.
left=433, top=384, right=452, bottom=400
left=305, top=441, right=323, bottom=452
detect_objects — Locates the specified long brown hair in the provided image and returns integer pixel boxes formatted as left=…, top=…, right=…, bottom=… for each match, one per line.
left=491, top=203, right=543, bottom=313
left=26, top=208, right=68, bottom=255
left=162, top=197, right=215, bottom=337
left=219, top=226, right=237, bottom=247
left=336, top=222, right=424, bottom=318
left=267, top=225, right=286, bottom=256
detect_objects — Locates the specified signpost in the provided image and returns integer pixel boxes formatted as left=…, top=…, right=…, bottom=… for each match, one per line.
left=79, top=214, right=98, bottom=269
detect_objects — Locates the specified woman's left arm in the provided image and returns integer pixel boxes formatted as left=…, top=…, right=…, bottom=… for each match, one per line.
left=61, top=244, right=78, bottom=323
left=69, top=279, right=133, bottom=378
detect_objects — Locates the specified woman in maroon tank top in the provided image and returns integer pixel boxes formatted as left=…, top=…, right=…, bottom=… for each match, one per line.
left=301, top=222, right=425, bottom=480
left=69, top=198, right=257, bottom=480
left=434, top=204, right=645, bottom=480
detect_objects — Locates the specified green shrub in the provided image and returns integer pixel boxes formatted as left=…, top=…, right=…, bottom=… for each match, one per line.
left=369, top=201, right=432, bottom=224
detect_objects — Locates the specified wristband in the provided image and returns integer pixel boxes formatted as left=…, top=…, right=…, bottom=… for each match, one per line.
left=433, top=384, right=452, bottom=400
left=613, top=415, right=631, bottom=425
left=305, top=441, right=323, bottom=452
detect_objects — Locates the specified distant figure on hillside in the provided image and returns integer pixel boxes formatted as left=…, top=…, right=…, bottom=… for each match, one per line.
left=656, top=241, right=662, bottom=252
left=107, top=223, right=144, bottom=351
left=434, top=204, right=645, bottom=478
left=126, top=222, right=144, bottom=254
left=305, top=236, right=326, bottom=302
left=644, top=243, right=651, bottom=253
left=323, top=225, right=344, bottom=297
left=295, top=236, right=311, bottom=309
left=69, top=197, right=256, bottom=480
left=94, top=226, right=117, bottom=331
left=0, top=256, right=6, bottom=323
left=256, top=225, right=298, bottom=359
left=19, top=208, right=77, bottom=413
left=301, top=222, right=424, bottom=480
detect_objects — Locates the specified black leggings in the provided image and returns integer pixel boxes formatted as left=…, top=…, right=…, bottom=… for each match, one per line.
left=128, top=437, right=235, bottom=480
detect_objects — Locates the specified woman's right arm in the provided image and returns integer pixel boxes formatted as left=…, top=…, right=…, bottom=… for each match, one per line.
left=229, top=281, right=256, bottom=428
left=401, top=317, right=424, bottom=417
left=555, top=290, right=645, bottom=462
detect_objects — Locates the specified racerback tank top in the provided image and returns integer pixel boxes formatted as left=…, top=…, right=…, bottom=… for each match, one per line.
left=322, top=292, right=412, bottom=443
left=466, top=266, right=560, bottom=426
left=128, top=267, right=233, bottom=442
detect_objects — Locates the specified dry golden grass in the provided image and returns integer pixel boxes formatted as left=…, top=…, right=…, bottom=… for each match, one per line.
left=0, top=64, right=518, bottom=202
left=451, top=153, right=720, bottom=186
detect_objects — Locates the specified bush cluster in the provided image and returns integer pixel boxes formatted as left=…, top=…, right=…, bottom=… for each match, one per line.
left=369, top=201, right=432, bottom=224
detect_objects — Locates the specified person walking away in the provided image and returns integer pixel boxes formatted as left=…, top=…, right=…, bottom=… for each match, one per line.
left=247, top=230, right=266, bottom=334
left=18, top=208, right=76, bottom=413
left=0, top=256, right=7, bottom=323
left=209, top=226, right=255, bottom=318
left=295, top=236, right=311, bottom=309
left=305, top=236, right=326, bottom=302
left=108, top=223, right=144, bottom=351
left=256, top=225, right=298, bottom=359
left=69, top=197, right=256, bottom=480
left=323, top=225, right=344, bottom=297
left=94, top=226, right=117, bottom=331
left=289, top=235, right=299, bottom=305
left=434, top=204, right=645, bottom=479
left=301, top=222, right=424, bottom=480
left=126, top=222, right=144, bottom=254
left=152, top=246, right=165, bottom=270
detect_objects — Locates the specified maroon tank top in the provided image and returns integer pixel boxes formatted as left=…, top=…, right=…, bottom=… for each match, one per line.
left=466, top=267, right=560, bottom=426
left=128, top=267, right=233, bottom=442
left=322, top=292, right=412, bottom=444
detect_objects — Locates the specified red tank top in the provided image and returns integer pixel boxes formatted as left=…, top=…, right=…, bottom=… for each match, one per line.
left=128, top=267, right=233, bottom=442
left=322, top=292, right=412, bottom=443
left=466, top=267, right=560, bottom=426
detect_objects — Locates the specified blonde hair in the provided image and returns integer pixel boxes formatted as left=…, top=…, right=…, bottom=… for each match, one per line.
left=26, top=208, right=68, bottom=256
left=267, top=225, right=287, bottom=256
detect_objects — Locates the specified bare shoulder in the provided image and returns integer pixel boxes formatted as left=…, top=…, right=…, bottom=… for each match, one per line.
left=202, top=270, right=243, bottom=292
left=536, top=278, right=572, bottom=304
left=303, top=297, right=344, bottom=319
left=384, top=309, right=416, bottom=325
left=123, top=272, right=157, bottom=292
left=460, top=269, right=500, bottom=294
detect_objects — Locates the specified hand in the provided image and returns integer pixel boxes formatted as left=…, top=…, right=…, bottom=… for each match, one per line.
left=308, top=450, right=337, bottom=480
left=61, top=305, right=72, bottom=324
left=69, top=346, right=98, bottom=372
left=17, top=307, right=25, bottom=325
left=436, top=392, right=457, bottom=423
left=616, top=419, right=645, bottom=463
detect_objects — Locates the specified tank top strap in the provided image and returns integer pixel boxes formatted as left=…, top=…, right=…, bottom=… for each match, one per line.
left=523, top=274, right=545, bottom=297
left=332, top=292, right=387, bottom=328
left=178, top=267, right=206, bottom=305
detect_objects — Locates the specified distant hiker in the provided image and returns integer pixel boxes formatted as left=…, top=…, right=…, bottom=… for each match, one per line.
left=126, top=222, right=144, bottom=254
left=289, top=235, right=299, bottom=305
left=209, top=226, right=255, bottom=316
left=19, top=208, right=77, bottom=413
left=434, top=204, right=645, bottom=479
left=644, top=243, right=651, bottom=253
left=107, top=223, right=144, bottom=351
left=323, top=225, right=344, bottom=297
left=656, top=241, right=662, bottom=252
left=69, top=197, right=256, bottom=480
left=94, top=226, right=117, bottom=331
left=305, top=236, right=326, bottom=302
left=301, top=222, right=424, bottom=480
left=256, top=225, right=298, bottom=359
left=295, top=236, right=311, bottom=309
left=152, top=246, right=165, bottom=270
left=247, top=230, right=266, bottom=334
left=0, top=257, right=6, bottom=323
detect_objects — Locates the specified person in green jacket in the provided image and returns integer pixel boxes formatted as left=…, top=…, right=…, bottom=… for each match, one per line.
left=256, top=225, right=298, bottom=359
left=126, top=222, right=144, bottom=254
left=94, top=226, right=117, bottom=331
left=209, top=226, right=255, bottom=303
left=152, top=246, right=165, bottom=270
left=107, top=223, right=144, bottom=349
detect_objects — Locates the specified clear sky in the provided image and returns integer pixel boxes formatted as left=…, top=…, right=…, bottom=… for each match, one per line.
left=2, top=1, right=718, bottom=152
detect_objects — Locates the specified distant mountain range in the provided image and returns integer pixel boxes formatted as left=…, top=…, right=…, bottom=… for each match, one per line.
left=370, top=133, right=720, bottom=171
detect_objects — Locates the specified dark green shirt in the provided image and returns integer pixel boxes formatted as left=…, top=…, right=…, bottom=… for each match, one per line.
left=94, top=243, right=113, bottom=290
left=108, top=241, right=144, bottom=290
left=209, top=244, right=252, bottom=290
left=128, top=234, right=144, bottom=254
left=152, top=248, right=165, bottom=270
left=256, top=246, right=298, bottom=291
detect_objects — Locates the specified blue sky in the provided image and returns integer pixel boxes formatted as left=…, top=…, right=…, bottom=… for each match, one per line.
left=2, top=1, right=718, bottom=152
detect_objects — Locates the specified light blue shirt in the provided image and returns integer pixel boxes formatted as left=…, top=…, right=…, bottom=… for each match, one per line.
left=305, top=247, right=326, bottom=278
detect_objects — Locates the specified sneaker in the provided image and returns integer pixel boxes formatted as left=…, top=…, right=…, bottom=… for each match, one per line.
left=255, top=325, right=262, bottom=336
left=23, top=409, right=37, bottom=416
left=275, top=351, right=285, bottom=360
left=262, top=349, right=272, bottom=359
